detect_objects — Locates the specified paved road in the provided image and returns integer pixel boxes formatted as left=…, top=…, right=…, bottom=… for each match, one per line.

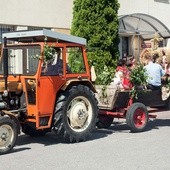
left=1, top=110, right=170, bottom=170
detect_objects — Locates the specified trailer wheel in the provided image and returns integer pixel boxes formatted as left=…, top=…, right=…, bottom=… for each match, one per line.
left=53, top=85, right=98, bottom=142
left=0, top=116, right=17, bottom=155
left=96, top=115, right=113, bottom=129
left=126, top=103, right=148, bottom=132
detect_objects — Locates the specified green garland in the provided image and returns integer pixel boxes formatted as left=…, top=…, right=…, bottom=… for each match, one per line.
left=130, top=63, right=149, bottom=99
left=43, top=44, right=56, bottom=64
left=43, top=37, right=56, bottom=64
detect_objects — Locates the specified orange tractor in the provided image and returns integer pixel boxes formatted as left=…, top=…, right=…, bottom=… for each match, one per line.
left=0, top=29, right=98, bottom=154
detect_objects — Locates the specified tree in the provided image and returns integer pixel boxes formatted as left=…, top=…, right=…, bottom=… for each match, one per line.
left=71, top=0, right=120, bottom=85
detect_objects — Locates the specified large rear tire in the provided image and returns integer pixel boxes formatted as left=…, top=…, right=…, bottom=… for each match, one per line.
left=126, top=103, right=148, bottom=132
left=53, top=85, right=98, bottom=142
left=0, top=116, right=17, bottom=155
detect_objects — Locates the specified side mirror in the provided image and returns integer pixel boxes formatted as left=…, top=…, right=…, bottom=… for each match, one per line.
left=3, top=37, right=8, bottom=90
left=3, top=37, right=8, bottom=78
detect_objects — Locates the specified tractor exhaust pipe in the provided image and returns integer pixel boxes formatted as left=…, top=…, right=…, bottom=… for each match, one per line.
left=3, top=37, right=8, bottom=91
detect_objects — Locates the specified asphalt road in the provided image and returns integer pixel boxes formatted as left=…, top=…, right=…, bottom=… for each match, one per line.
left=1, top=110, right=170, bottom=170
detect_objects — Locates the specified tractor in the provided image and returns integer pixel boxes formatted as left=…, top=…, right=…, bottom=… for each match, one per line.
left=0, top=29, right=98, bottom=154
left=1, top=29, right=169, bottom=155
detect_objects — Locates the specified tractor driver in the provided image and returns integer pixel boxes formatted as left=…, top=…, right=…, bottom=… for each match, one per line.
left=42, top=48, right=71, bottom=75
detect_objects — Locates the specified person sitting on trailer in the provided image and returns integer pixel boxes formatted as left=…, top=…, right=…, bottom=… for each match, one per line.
left=112, top=59, right=132, bottom=90
left=143, top=52, right=165, bottom=90
left=126, top=55, right=136, bottom=70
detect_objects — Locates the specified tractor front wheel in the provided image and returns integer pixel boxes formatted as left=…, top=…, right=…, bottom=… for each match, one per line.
left=0, top=116, right=17, bottom=155
left=126, top=103, right=148, bottom=132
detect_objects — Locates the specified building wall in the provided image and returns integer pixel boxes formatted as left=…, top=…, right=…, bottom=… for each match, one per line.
left=1, top=0, right=170, bottom=57
left=118, top=0, right=170, bottom=29
left=1, top=1, right=169, bottom=33
left=118, top=0, right=170, bottom=57
left=0, top=1, right=169, bottom=32
left=0, top=0, right=73, bottom=29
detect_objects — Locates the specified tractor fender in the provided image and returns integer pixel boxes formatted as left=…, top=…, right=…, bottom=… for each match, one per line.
left=61, top=78, right=96, bottom=93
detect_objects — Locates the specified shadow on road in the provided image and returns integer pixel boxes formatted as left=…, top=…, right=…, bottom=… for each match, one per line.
left=11, top=117, right=170, bottom=155
left=16, top=132, right=64, bottom=146
left=15, top=129, right=110, bottom=148
left=15, top=119, right=170, bottom=144
left=148, top=118, right=170, bottom=129
left=9, top=147, right=31, bottom=154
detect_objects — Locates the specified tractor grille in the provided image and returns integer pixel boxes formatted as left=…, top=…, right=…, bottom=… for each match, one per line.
left=39, top=117, right=49, bottom=126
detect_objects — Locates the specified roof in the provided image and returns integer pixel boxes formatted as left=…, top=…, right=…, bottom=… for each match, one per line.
left=119, top=13, right=170, bottom=40
left=2, top=29, right=87, bottom=45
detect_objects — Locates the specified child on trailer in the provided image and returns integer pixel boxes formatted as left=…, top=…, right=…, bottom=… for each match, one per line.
left=111, top=59, right=132, bottom=90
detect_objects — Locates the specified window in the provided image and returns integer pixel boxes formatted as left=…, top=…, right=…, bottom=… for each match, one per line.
left=41, top=47, right=64, bottom=76
left=122, top=37, right=129, bottom=59
left=0, top=25, right=15, bottom=43
left=26, top=47, right=41, bottom=74
left=66, top=47, right=86, bottom=74
left=28, top=27, right=51, bottom=31
left=0, top=45, right=40, bottom=75
left=154, top=0, right=170, bottom=4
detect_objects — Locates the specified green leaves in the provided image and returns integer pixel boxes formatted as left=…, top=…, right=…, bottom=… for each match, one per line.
left=43, top=44, right=56, bottom=64
left=68, top=48, right=85, bottom=73
left=71, top=0, right=120, bottom=85
left=130, top=64, right=149, bottom=99
left=130, top=64, right=148, bottom=86
left=96, top=65, right=115, bottom=85
left=88, top=50, right=116, bottom=85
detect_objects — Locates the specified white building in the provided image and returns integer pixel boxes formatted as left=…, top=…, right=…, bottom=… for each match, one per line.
left=118, top=0, right=170, bottom=58
left=0, top=0, right=73, bottom=42
left=0, top=0, right=170, bottom=58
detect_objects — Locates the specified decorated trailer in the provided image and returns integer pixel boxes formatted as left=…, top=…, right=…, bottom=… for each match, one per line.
left=95, top=81, right=170, bottom=132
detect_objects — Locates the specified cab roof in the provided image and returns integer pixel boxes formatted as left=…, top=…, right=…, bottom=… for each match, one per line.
left=2, top=29, right=87, bottom=45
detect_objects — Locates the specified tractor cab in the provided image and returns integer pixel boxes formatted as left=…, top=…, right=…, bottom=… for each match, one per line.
left=0, top=29, right=92, bottom=130
left=0, top=29, right=98, bottom=155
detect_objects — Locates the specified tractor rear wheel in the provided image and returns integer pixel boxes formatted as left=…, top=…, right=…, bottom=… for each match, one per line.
left=53, top=85, right=98, bottom=142
left=0, top=116, right=17, bottom=155
left=126, top=102, right=148, bottom=132
left=96, top=115, right=113, bottom=129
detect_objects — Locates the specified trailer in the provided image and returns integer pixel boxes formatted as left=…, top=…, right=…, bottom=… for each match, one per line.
left=95, top=84, right=169, bottom=132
